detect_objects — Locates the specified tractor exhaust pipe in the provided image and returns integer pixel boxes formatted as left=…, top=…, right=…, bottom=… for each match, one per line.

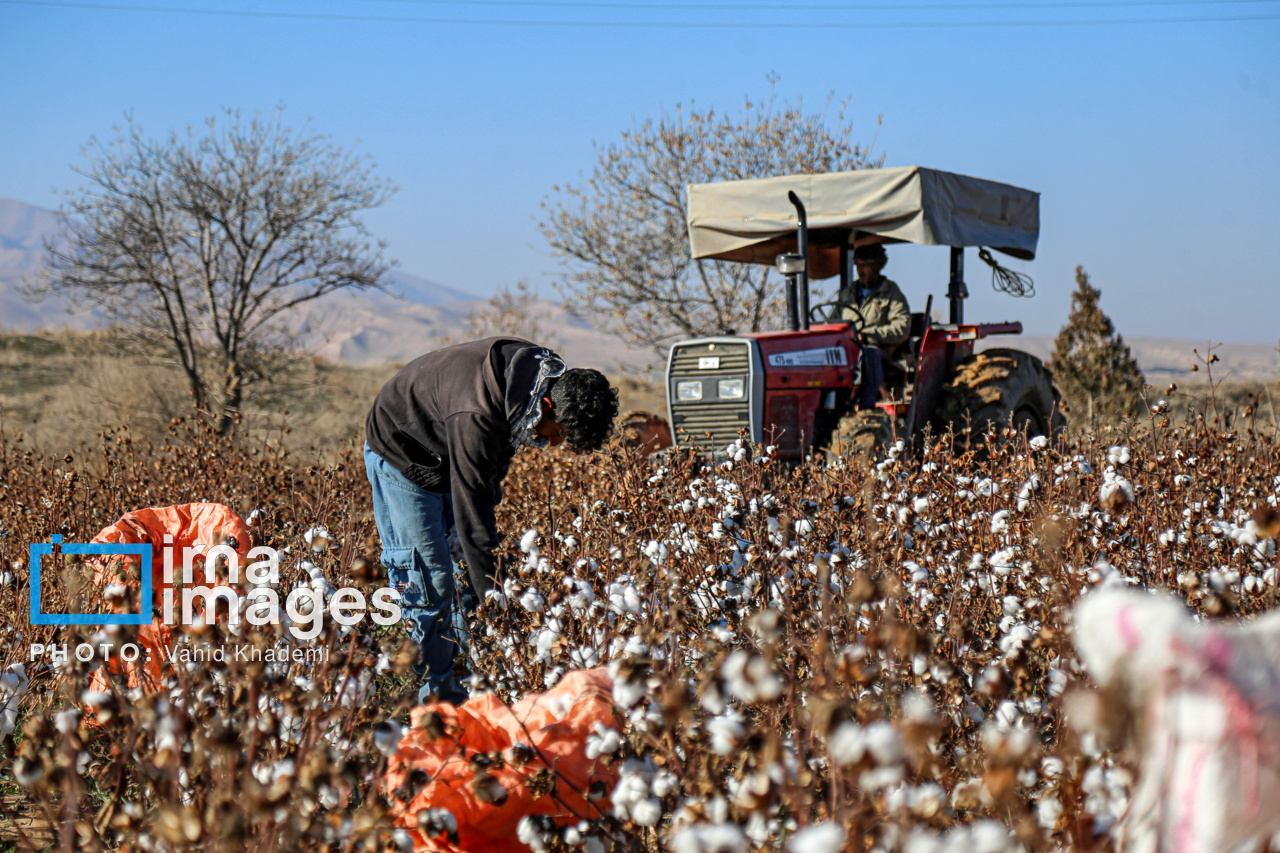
left=787, top=191, right=810, bottom=331
left=777, top=253, right=803, bottom=332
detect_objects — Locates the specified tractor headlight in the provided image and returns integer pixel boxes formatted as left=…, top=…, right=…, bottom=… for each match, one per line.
left=717, top=378, right=745, bottom=399
left=676, top=380, right=703, bottom=401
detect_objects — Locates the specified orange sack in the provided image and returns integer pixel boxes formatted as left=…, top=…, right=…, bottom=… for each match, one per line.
left=386, top=668, right=622, bottom=853
left=88, top=503, right=252, bottom=692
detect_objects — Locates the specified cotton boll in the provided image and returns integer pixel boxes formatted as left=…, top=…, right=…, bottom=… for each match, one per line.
left=990, top=548, right=1018, bottom=577
left=1100, top=471, right=1136, bottom=510
left=519, top=588, right=546, bottom=613
left=707, top=710, right=745, bottom=755
left=631, top=797, right=663, bottom=826
left=652, top=768, right=679, bottom=798
left=901, top=690, right=939, bottom=725
left=721, top=650, right=782, bottom=702
left=55, top=708, right=79, bottom=735
left=520, top=529, right=541, bottom=555
left=517, top=816, right=554, bottom=853
left=669, top=823, right=747, bottom=853
left=828, top=721, right=866, bottom=765
left=302, top=525, right=331, bottom=551
left=991, top=510, right=1011, bottom=535
left=0, top=664, right=30, bottom=735
left=787, top=822, right=845, bottom=853
left=585, top=723, right=622, bottom=759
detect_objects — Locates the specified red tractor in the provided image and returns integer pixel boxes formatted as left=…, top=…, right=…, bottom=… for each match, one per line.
left=666, top=166, right=1065, bottom=459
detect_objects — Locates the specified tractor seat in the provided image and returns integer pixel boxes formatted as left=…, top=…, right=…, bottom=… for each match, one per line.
left=888, top=300, right=932, bottom=374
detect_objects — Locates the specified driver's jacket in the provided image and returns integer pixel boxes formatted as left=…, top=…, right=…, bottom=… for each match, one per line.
left=829, top=277, right=911, bottom=348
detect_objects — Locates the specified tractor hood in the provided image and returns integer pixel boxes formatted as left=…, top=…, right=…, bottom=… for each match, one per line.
left=686, top=166, right=1039, bottom=279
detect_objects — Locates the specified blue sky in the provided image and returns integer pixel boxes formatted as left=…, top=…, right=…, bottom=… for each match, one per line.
left=1, top=0, right=1277, bottom=343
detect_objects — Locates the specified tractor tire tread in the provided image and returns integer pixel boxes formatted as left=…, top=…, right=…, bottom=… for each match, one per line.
left=827, top=409, right=895, bottom=461
left=933, top=347, right=1066, bottom=443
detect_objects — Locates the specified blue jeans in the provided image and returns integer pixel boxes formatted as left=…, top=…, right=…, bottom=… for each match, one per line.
left=363, top=442, right=472, bottom=704
left=859, top=346, right=887, bottom=409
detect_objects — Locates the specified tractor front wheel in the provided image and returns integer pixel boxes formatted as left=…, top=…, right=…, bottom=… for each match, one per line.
left=932, top=348, right=1066, bottom=447
left=826, top=409, right=895, bottom=462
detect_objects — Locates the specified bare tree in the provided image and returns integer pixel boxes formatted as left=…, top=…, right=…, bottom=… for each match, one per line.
left=540, top=86, right=881, bottom=354
left=34, top=108, right=395, bottom=433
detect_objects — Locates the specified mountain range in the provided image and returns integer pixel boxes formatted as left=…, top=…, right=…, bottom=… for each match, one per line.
left=1, top=197, right=1275, bottom=381
left=0, top=197, right=642, bottom=372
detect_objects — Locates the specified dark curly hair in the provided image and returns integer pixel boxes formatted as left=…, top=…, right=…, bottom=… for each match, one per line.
left=548, top=368, right=619, bottom=452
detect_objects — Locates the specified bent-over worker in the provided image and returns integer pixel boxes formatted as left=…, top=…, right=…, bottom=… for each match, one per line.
left=364, top=337, right=619, bottom=703
left=829, top=243, right=910, bottom=410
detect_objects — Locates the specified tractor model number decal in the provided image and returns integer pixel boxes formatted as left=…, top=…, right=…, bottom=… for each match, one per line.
left=767, top=346, right=847, bottom=367
left=698, top=357, right=721, bottom=369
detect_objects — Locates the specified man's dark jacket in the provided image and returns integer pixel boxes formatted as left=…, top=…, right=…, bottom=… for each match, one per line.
left=365, top=337, right=557, bottom=595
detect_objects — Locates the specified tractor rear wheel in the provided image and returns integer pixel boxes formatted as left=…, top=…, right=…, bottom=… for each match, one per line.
left=932, top=348, right=1066, bottom=446
left=826, top=409, right=895, bottom=462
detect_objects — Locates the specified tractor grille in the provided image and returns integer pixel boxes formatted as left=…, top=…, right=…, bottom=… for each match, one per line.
left=668, top=341, right=753, bottom=453
left=669, top=343, right=751, bottom=375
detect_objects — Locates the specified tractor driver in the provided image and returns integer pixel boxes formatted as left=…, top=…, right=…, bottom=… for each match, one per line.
left=829, top=243, right=910, bottom=410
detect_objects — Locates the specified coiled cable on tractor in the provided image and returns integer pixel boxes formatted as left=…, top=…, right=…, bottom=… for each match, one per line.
left=978, top=247, right=1035, bottom=298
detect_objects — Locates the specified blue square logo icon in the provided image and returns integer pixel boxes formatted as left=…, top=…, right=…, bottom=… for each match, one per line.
left=29, top=534, right=153, bottom=626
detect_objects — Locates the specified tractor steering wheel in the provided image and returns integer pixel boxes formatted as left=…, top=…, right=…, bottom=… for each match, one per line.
left=811, top=302, right=866, bottom=331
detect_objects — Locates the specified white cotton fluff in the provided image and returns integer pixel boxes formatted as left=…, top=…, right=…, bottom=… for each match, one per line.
left=990, top=548, right=1018, bottom=577
left=0, top=664, right=30, bottom=735
left=417, top=808, right=457, bottom=837
left=902, top=820, right=1022, bottom=853
left=519, top=529, right=540, bottom=555
left=299, top=522, right=330, bottom=548
left=828, top=720, right=902, bottom=767
left=519, top=588, right=546, bottom=613
left=611, top=758, right=661, bottom=826
left=517, top=817, right=551, bottom=853
left=706, top=709, right=745, bottom=755
left=787, top=822, right=845, bottom=853
left=585, top=723, right=622, bottom=759
left=669, top=823, right=748, bottom=853
left=1100, top=470, right=1136, bottom=505
left=1107, top=445, right=1132, bottom=466
left=721, top=650, right=783, bottom=703
left=991, top=510, right=1011, bottom=535
left=55, top=709, right=79, bottom=735
left=608, top=578, right=644, bottom=617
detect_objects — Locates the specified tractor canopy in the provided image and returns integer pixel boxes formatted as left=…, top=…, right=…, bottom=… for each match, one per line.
left=687, top=166, right=1039, bottom=280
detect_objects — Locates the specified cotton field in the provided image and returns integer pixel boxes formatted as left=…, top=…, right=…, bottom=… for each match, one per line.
left=0, top=408, right=1278, bottom=852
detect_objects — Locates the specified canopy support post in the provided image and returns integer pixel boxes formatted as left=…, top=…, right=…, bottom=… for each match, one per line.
left=948, top=247, right=967, bottom=324
left=787, top=191, right=810, bottom=331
